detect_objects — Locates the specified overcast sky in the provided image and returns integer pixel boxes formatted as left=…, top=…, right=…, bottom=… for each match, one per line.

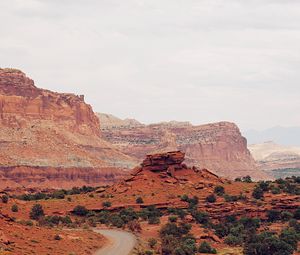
left=1, top=0, right=300, bottom=131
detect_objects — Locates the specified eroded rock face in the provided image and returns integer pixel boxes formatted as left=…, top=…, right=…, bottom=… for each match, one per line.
left=0, top=68, right=99, bottom=135
left=0, top=69, right=136, bottom=189
left=99, top=114, right=269, bottom=180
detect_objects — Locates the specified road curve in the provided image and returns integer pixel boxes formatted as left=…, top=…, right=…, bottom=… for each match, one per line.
left=93, top=229, right=137, bottom=255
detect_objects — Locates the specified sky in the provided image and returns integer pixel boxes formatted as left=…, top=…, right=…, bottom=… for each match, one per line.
left=1, top=0, right=300, bottom=131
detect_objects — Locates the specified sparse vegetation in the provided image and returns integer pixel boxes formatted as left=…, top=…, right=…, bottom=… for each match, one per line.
left=30, top=204, right=45, bottom=220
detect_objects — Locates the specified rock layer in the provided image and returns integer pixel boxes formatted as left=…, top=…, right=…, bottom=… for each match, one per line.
left=0, top=69, right=136, bottom=188
left=99, top=114, right=269, bottom=180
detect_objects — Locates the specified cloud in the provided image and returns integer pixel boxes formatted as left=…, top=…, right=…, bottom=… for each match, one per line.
left=0, top=0, right=299, bottom=130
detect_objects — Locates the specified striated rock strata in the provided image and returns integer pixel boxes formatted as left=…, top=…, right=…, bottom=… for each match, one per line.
left=249, top=141, right=300, bottom=178
left=0, top=69, right=137, bottom=189
left=99, top=113, right=269, bottom=180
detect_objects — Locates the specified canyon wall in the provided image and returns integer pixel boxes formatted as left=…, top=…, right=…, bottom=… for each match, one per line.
left=0, top=69, right=136, bottom=188
left=99, top=113, right=269, bottom=180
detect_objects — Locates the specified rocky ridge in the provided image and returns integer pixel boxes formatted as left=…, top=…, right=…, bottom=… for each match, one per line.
left=99, top=113, right=269, bottom=180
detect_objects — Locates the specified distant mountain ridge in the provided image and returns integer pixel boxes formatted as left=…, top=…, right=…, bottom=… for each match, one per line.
left=248, top=141, right=300, bottom=178
left=244, top=126, right=300, bottom=146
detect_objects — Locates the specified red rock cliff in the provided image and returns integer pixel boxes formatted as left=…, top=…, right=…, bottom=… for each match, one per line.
left=0, top=69, right=137, bottom=189
left=99, top=114, right=270, bottom=180
left=0, top=68, right=99, bottom=135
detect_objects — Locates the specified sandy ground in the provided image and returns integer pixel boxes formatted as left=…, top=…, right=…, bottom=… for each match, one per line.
left=93, top=229, right=137, bottom=255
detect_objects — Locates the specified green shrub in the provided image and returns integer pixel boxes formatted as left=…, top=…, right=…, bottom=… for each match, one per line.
left=281, top=211, right=293, bottom=222
left=148, top=238, right=157, bottom=248
left=30, top=204, right=44, bottom=220
left=206, top=194, right=216, bottom=203
left=1, top=195, right=8, bottom=204
left=192, top=211, right=209, bottom=225
left=252, top=187, right=264, bottom=199
left=198, top=241, right=217, bottom=254
left=11, top=204, right=18, bottom=212
left=267, top=210, right=281, bottom=222
left=73, top=205, right=89, bottom=216
left=214, top=185, right=225, bottom=196
left=102, top=201, right=112, bottom=208
left=225, top=234, right=243, bottom=246
left=293, top=207, right=300, bottom=220
left=136, top=197, right=144, bottom=204
left=148, top=216, right=160, bottom=225
left=169, top=215, right=178, bottom=223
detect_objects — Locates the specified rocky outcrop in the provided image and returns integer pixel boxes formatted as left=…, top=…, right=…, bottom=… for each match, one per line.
left=104, top=151, right=224, bottom=201
left=249, top=141, right=300, bottom=178
left=0, top=68, right=99, bottom=135
left=99, top=114, right=269, bottom=180
left=0, top=69, right=136, bottom=189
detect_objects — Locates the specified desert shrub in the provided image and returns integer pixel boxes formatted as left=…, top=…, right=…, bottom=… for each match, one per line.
left=214, top=186, right=225, bottom=196
left=281, top=211, right=293, bottom=222
left=1, top=195, right=8, bottom=203
left=160, top=223, right=196, bottom=255
left=242, top=176, right=252, bottom=183
left=30, top=204, right=45, bottom=220
left=54, top=234, right=62, bottom=240
left=252, top=187, right=264, bottom=199
left=239, top=217, right=260, bottom=230
left=102, top=201, right=112, bottom=208
left=128, top=220, right=141, bottom=232
left=224, top=194, right=239, bottom=202
left=267, top=210, right=281, bottom=222
left=293, top=207, right=300, bottom=220
left=139, top=206, right=162, bottom=221
left=169, top=215, right=178, bottom=223
left=244, top=231, right=296, bottom=255
left=192, top=211, right=209, bottom=225
left=148, top=238, right=157, bottom=248
left=148, top=216, right=160, bottom=225
left=258, top=181, right=270, bottom=191
left=198, top=241, right=217, bottom=254
left=206, top=194, right=216, bottom=203
left=110, top=214, right=125, bottom=228
left=225, top=234, right=243, bottom=246
left=136, top=197, right=144, bottom=204
left=143, top=250, right=153, bottom=255
left=271, top=186, right=281, bottom=194
left=280, top=227, right=299, bottom=250
left=180, top=194, right=189, bottom=202
left=11, top=204, right=18, bottom=212
left=73, top=205, right=89, bottom=216
left=119, top=207, right=139, bottom=223
left=168, top=208, right=187, bottom=220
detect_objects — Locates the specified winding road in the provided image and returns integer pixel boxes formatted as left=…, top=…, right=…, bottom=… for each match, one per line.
left=93, top=229, right=137, bottom=255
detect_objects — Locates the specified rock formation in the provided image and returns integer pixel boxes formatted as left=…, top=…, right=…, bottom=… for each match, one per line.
left=104, top=151, right=224, bottom=203
left=99, top=114, right=269, bottom=180
left=249, top=141, right=300, bottom=178
left=0, top=68, right=137, bottom=189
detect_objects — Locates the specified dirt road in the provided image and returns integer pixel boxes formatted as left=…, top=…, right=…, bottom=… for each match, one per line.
left=93, top=229, right=137, bottom=255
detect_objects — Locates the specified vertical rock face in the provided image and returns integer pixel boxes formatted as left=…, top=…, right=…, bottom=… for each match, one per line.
left=99, top=114, right=270, bottom=180
left=0, top=68, right=100, bottom=135
left=0, top=69, right=137, bottom=189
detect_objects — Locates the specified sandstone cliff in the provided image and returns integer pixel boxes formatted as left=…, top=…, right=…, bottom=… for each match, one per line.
left=100, top=114, right=269, bottom=180
left=0, top=69, right=136, bottom=188
left=249, top=141, right=300, bottom=178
